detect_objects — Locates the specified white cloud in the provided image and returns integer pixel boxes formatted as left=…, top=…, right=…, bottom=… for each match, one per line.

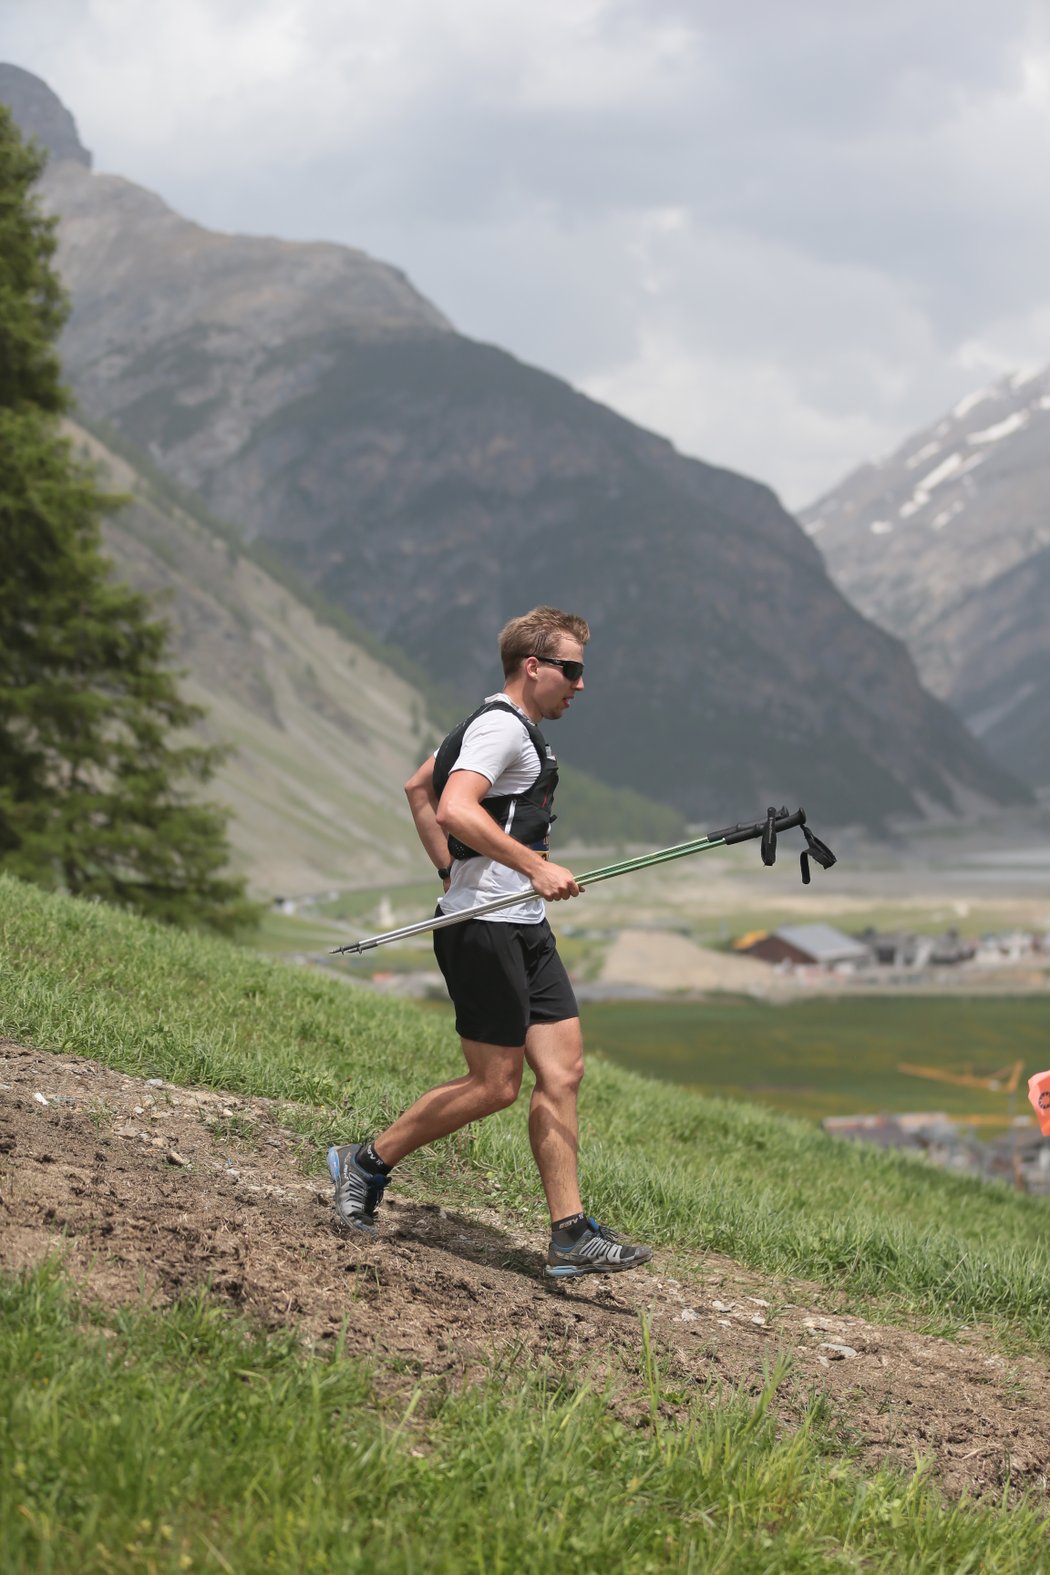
left=4, top=0, right=1050, bottom=505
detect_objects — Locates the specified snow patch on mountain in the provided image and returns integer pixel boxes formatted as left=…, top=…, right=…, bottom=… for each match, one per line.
left=951, top=386, right=995, bottom=420
left=967, top=410, right=1029, bottom=445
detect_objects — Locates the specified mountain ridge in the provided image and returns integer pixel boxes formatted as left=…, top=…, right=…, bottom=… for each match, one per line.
left=801, top=366, right=1050, bottom=786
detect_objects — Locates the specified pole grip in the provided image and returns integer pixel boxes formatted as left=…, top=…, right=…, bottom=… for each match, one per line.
left=715, top=807, right=806, bottom=846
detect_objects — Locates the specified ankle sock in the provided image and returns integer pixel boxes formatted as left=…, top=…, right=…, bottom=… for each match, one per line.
left=356, top=1140, right=392, bottom=1176
left=551, top=1210, right=589, bottom=1245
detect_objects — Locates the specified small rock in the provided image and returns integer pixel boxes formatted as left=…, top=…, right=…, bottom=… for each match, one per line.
left=820, top=1342, right=858, bottom=1360
left=167, top=1150, right=190, bottom=1167
left=33, top=1092, right=49, bottom=1106
left=133, top=1106, right=145, bottom=1116
left=748, top=1297, right=770, bottom=1308
left=803, top=1317, right=839, bottom=1332
left=711, top=1300, right=731, bottom=1312
left=716, top=1319, right=731, bottom=1328
left=146, top=1078, right=166, bottom=1088
left=679, top=1308, right=699, bottom=1322
left=750, top=1314, right=767, bottom=1326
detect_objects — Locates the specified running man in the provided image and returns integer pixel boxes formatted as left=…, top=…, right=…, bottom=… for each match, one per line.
left=328, top=606, right=653, bottom=1279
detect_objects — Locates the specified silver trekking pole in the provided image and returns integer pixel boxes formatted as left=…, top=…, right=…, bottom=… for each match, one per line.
left=330, top=806, right=835, bottom=957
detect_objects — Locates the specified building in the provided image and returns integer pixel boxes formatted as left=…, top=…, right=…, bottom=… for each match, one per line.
left=737, top=923, right=872, bottom=969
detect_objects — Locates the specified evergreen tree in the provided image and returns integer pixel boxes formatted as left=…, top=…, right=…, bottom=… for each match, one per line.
left=0, top=105, right=255, bottom=932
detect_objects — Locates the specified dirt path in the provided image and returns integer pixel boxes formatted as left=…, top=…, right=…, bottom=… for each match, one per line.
left=1, top=1039, right=1047, bottom=1505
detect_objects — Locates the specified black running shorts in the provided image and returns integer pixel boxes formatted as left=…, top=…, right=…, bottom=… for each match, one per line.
left=432, top=916, right=579, bottom=1047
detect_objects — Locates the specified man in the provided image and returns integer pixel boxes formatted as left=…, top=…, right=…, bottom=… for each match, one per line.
left=328, top=606, right=653, bottom=1280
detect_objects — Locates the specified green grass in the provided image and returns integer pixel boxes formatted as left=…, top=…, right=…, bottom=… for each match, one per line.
left=580, top=995, right=1049, bottom=1123
left=2, top=1264, right=1047, bottom=1574
left=5, top=874, right=1050, bottom=1564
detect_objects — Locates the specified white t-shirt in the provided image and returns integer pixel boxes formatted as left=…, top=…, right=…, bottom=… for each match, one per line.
left=437, top=693, right=548, bottom=925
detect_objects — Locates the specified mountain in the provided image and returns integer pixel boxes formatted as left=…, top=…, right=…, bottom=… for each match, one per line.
left=65, top=418, right=688, bottom=896
left=3, top=65, right=1030, bottom=829
left=69, top=418, right=442, bottom=896
left=800, top=368, right=1050, bottom=785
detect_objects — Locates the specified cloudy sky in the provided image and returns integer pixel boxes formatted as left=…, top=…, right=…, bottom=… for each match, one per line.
left=6, top=0, right=1050, bottom=506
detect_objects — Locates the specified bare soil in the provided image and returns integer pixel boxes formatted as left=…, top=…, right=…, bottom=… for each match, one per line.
left=2, top=1039, right=1047, bottom=1505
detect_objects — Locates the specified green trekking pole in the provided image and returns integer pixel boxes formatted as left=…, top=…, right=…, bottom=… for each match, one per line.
left=330, top=806, right=835, bottom=957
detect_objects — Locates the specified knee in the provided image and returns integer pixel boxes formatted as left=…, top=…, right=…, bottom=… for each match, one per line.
left=477, top=1067, right=523, bottom=1114
left=537, top=1054, right=584, bottom=1102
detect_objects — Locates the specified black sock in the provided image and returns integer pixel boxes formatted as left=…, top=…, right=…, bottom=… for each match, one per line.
left=551, top=1210, right=589, bottom=1244
left=356, top=1140, right=392, bottom=1176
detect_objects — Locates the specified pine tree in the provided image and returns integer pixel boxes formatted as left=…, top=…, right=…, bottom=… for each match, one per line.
left=0, top=105, right=256, bottom=932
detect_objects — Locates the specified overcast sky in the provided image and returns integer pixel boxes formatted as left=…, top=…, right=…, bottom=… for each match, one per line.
left=6, top=0, right=1050, bottom=507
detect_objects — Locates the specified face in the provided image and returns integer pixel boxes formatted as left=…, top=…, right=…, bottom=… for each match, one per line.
left=528, top=637, right=586, bottom=721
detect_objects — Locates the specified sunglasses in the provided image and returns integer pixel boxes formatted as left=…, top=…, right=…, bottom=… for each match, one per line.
left=532, top=655, right=585, bottom=682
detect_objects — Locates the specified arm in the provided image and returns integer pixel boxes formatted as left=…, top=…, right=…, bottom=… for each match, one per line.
left=437, top=771, right=580, bottom=901
left=404, top=755, right=452, bottom=874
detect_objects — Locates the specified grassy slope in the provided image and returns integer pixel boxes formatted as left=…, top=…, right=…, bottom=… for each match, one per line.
left=3, top=874, right=1050, bottom=1340
left=3, top=876, right=1050, bottom=1570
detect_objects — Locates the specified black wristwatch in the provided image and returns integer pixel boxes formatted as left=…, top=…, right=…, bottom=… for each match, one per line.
left=437, top=865, right=452, bottom=880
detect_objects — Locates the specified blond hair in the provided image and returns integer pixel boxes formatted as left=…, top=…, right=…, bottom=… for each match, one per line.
left=498, top=606, right=590, bottom=679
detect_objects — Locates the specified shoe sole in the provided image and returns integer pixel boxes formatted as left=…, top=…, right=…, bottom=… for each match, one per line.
left=327, top=1145, right=378, bottom=1234
left=544, top=1251, right=653, bottom=1280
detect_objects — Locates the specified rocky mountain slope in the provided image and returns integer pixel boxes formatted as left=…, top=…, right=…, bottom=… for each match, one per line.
left=71, top=419, right=439, bottom=897
left=4, top=65, right=1030, bottom=828
left=801, top=369, right=1050, bottom=785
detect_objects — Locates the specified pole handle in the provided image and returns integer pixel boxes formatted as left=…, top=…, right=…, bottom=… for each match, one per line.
left=716, top=807, right=805, bottom=845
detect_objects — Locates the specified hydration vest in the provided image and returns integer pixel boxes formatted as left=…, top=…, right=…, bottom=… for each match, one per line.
left=432, top=700, right=559, bottom=862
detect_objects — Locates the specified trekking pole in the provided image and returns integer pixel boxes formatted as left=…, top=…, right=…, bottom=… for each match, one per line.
left=331, top=806, right=835, bottom=957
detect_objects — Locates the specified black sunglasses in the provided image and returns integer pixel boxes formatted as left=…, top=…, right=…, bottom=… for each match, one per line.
left=531, top=655, right=585, bottom=682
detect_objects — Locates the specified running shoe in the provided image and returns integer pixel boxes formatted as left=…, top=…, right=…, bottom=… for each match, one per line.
left=327, top=1143, right=387, bottom=1233
left=544, top=1218, right=653, bottom=1279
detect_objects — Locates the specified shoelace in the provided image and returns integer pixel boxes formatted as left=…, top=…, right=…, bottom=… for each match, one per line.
left=340, top=1166, right=386, bottom=1204
left=588, top=1218, right=625, bottom=1245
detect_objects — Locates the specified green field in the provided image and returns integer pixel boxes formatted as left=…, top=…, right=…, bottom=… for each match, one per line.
left=581, top=996, right=1049, bottom=1125
left=3, top=873, right=1050, bottom=1570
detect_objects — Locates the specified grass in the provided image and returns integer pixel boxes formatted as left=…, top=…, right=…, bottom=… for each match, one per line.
left=3, top=873, right=1050, bottom=1348
left=3, top=874, right=1050, bottom=1565
left=2, top=1265, right=1048, bottom=1574
left=580, top=995, right=1050, bottom=1124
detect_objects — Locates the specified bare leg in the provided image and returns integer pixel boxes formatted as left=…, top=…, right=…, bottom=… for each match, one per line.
left=373, top=1039, right=524, bottom=1165
left=525, top=1017, right=585, bottom=1221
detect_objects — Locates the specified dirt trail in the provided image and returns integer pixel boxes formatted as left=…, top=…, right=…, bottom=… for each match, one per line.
left=1, top=1039, right=1047, bottom=1505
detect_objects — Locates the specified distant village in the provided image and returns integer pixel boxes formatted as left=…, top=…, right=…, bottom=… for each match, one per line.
left=732, top=920, right=1050, bottom=984
left=823, top=1110, right=1050, bottom=1197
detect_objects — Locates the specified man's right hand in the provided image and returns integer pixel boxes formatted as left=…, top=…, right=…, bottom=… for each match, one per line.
left=530, top=860, right=581, bottom=901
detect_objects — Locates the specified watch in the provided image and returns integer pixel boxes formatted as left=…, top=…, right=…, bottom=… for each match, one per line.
left=437, top=865, right=452, bottom=880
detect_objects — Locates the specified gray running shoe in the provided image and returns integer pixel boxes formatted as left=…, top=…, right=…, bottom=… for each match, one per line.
left=327, top=1144, right=387, bottom=1233
left=544, top=1218, right=653, bottom=1279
